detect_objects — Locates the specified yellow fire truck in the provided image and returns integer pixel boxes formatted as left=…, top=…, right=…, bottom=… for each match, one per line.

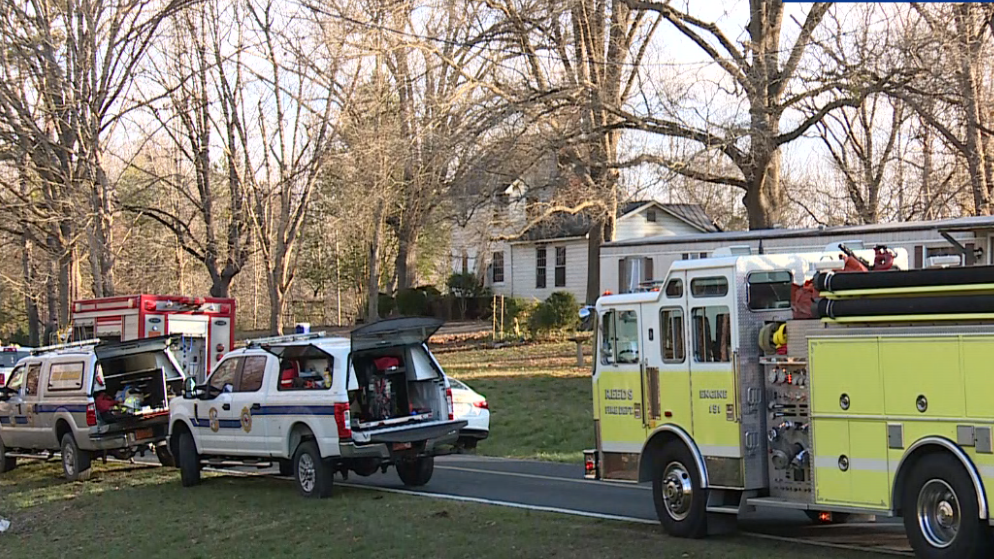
left=584, top=245, right=994, bottom=559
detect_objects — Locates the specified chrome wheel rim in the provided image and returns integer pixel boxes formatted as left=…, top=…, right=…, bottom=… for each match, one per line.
left=298, top=453, right=316, bottom=493
left=662, top=461, right=693, bottom=521
left=63, top=443, right=75, bottom=476
left=917, top=479, right=960, bottom=549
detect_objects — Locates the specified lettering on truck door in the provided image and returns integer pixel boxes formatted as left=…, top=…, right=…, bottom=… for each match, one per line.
left=597, top=307, right=645, bottom=454
left=687, top=271, right=740, bottom=460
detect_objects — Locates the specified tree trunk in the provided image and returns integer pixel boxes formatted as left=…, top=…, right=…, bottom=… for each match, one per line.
left=955, top=4, right=990, bottom=215
left=743, top=154, right=782, bottom=229
left=45, top=258, right=59, bottom=344
left=394, top=223, right=418, bottom=291
left=585, top=220, right=604, bottom=304
left=367, top=200, right=386, bottom=323
left=21, top=231, right=40, bottom=346
left=267, top=281, right=284, bottom=335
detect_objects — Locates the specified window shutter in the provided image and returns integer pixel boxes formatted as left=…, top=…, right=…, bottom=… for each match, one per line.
left=966, top=243, right=976, bottom=266
left=913, top=245, right=923, bottom=269
left=644, top=257, right=654, bottom=282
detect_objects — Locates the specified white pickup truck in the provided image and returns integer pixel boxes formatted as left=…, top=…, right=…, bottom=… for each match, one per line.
left=167, top=318, right=467, bottom=498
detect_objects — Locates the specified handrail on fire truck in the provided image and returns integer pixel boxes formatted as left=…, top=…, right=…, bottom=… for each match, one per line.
left=240, top=332, right=327, bottom=348
left=30, top=338, right=103, bottom=355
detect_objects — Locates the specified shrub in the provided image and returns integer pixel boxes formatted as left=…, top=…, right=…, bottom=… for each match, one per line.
left=395, top=285, right=442, bottom=317
left=490, top=296, right=535, bottom=339
left=527, top=291, right=580, bottom=338
left=446, top=272, right=484, bottom=298
left=377, top=292, right=395, bottom=318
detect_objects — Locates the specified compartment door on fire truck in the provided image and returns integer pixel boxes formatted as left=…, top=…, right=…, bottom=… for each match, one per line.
left=597, top=305, right=646, bottom=453
left=644, top=273, right=692, bottom=433
left=687, top=269, right=740, bottom=460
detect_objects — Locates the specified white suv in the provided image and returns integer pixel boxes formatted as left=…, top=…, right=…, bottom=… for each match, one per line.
left=168, top=318, right=467, bottom=498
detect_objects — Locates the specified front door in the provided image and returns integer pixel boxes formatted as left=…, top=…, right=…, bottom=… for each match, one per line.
left=595, top=306, right=645, bottom=454
left=642, top=273, right=693, bottom=435
left=18, top=363, right=44, bottom=449
left=686, top=269, right=740, bottom=461
left=196, top=357, right=241, bottom=454
left=0, top=365, right=27, bottom=447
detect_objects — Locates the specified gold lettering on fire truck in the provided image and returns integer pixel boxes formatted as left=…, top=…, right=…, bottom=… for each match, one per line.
left=698, top=390, right=728, bottom=399
left=604, top=388, right=635, bottom=416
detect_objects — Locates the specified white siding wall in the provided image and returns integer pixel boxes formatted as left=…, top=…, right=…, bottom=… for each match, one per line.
left=510, top=239, right=588, bottom=302
left=614, top=206, right=703, bottom=241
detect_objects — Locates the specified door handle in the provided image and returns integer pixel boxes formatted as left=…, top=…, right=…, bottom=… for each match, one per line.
left=222, top=403, right=231, bottom=411
left=251, top=403, right=261, bottom=411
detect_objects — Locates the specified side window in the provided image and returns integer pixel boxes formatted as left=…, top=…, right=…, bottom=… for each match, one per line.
left=278, top=357, right=333, bottom=391
left=6, top=365, right=25, bottom=391
left=615, top=311, right=640, bottom=364
left=208, top=358, right=241, bottom=392
left=747, top=271, right=793, bottom=311
left=690, top=277, right=728, bottom=298
left=236, top=356, right=268, bottom=392
left=24, top=364, right=41, bottom=396
left=48, top=362, right=84, bottom=392
left=665, top=279, right=683, bottom=298
left=692, top=306, right=731, bottom=363
left=600, top=311, right=615, bottom=365
left=659, top=308, right=685, bottom=363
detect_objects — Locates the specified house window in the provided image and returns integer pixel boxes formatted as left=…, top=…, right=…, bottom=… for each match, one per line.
left=646, top=209, right=657, bottom=222
left=492, top=251, right=505, bottom=284
left=536, top=247, right=547, bottom=289
left=619, top=256, right=655, bottom=293
left=555, top=246, right=566, bottom=287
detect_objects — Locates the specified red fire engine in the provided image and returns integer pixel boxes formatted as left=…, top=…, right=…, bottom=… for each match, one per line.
left=70, top=295, right=236, bottom=382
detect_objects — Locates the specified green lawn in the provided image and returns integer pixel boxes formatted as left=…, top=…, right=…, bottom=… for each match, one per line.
left=436, top=341, right=594, bottom=462
left=0, top=462, right=882, bottom=559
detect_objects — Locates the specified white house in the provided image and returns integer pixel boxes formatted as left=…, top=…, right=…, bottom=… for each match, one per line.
left=451, top=194, right=719, bottom=302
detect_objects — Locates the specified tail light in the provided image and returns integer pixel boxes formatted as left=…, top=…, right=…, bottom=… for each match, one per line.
left=446, top=388, right=454, bottom=420
left=583, top=449, right=598, bottom=479
left=0, top=373, right=5, bottom=386
left=473, top=400, right=489, bottom=410
left=86, top=403, right=97, bottom=426
left=334, top=402, right=352, bottom=440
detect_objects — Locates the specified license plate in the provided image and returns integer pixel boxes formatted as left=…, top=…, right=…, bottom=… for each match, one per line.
left=135, top=428, right=154, bottom=440
left=392, top=442, right=412, bottom=451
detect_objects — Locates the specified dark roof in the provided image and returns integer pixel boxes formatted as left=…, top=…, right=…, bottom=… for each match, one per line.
left=520, top=201, right=717, bottom=242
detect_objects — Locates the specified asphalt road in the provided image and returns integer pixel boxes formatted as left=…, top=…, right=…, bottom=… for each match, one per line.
left=335, top=454, right=912, bottom=556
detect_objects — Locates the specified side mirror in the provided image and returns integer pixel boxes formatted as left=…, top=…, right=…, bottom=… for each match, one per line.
left=579, top=306, right=594, bottom=320
left=0, top=387, right=13, bottom=402
left=183, top=377, right=197, bottom=399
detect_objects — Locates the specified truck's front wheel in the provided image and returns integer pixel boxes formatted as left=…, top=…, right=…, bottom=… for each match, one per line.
left=294, top=440, right=333, bottom=498
left=178, top=432, right=201, bottom=487
left=396, top=456, right=434, bottom=487
left=652, top=441, right=707, bottom=538
left=156, top=443, right=176, bottom=468
left=902, top=453, right=993, bottom=559
left=61, top=433, right=92, bottom=482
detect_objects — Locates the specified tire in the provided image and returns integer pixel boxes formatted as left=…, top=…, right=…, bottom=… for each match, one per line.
left=805, top=510, right=850, bottom=524
left=652, top=441, right=708, bottom=538
left=902, top=453, right=994, bottom=559
left=396, top=456, right=434, bottom=487
left=156, top=444, right=176, bottom=468
left=294, top=440, right=333, bottom=498
left=278, top=459, right=293, bottom=477
left=177, top=432, right=201, bottom=487
left=61, top=433, right=92, bottom=482
left=0, top=436, right=16, bottom=474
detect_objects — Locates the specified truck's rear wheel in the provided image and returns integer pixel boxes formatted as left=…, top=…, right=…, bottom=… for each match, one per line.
left=902, top=453, right=993, bottom=559
left=61, top=433, right=91, bottom=481
left=396, top=456, right=434, bottom=487
left=294, top=440, right=333, bottom=498
left=178, top=432, right=201, bottom=487
left=652, top=441, right=707, bottom=538
left=0, top=436, right=16, bottom=474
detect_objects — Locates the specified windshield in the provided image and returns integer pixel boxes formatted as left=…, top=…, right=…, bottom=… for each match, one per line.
left=0, top=351, right=30, bottom=368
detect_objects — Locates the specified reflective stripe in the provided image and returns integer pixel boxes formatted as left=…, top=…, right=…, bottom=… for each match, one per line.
left=698, top=445, right=741, bottom=458
left=814, top=456, right=888, bottom=472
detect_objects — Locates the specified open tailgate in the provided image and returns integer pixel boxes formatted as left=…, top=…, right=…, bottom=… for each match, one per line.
left=350, top=316, right=443, bottom=353
left=353, top=419, right=467, bottom=444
